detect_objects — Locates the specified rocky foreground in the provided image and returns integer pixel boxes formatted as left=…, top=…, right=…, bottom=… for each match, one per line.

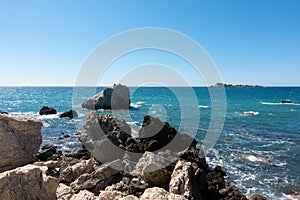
left=0, top=113, right=267, bottom=200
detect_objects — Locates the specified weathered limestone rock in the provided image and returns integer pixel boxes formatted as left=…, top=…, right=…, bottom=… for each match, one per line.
left=0, top=113, right=43, bottom=172
left=140, top=187, right=186, bottom=200
left=57, top=183, right=74, bottom=200
left=70, top=160, right=121, bottom=192
left=70, top=190, right=98, bottom=200
left=0, top=164, right=58, bottom=200
left=98, top=190, right=125, bottom=200
left=60, top=158, right=94, bottom=183
left=169, top=160, right=203, bottom=200
left=82, top=84, right=130, bottom=110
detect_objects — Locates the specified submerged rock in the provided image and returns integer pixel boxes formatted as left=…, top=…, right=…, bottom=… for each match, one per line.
left=0, top=114, right=43, bottom=172
left=60, top=110, right=78, bottom=118
left=82, top=84, right=130, bottom=110
left=39, top=106, right=57, bottom=115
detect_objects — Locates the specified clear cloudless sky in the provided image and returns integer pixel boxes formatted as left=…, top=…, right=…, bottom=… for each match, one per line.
left=0, top=0, right=299, bottom=86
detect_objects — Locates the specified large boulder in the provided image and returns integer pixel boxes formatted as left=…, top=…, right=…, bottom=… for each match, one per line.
left=0, top=164, right=58, bottom=200
left=82, top=84, right=130, bottom=110
left=39, top=106, right=57, bottom=115
left=0, top=113, right=43, bottom=173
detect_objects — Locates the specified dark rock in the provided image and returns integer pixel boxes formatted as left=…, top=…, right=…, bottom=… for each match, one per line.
left=36, top=145, right=57, bottom=162
left=0, top=110, right=8, bottom=114
left=39, top=106, right=57, bottom=115
left=137, top=116, right=197, bottom=152
left=82, top=84, right=130, bottom=110
left=65, top=148, right=91, bottom=160
left=59, top=110, right=78, bottom=118
left=206, top=166, right=227, bottom=199
left=64, top=134, right=71, bottom=138
left=223, top=182, right=248, bottom=200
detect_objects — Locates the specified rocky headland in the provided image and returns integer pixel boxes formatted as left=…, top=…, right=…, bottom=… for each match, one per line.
left=0, top=112, right=267, bottom=200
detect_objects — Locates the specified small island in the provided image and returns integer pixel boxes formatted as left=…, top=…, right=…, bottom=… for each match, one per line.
left=211, top=83, right=264, bottom=88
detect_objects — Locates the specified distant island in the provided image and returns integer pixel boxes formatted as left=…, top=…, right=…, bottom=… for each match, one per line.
left=211, top=83, right=264, bottom=88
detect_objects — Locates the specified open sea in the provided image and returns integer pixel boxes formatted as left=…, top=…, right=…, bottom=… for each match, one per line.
left=0, top=86, right=299, bottom=199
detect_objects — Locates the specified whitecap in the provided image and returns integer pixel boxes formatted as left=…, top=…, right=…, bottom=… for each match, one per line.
left=261, top=102, right=300, bottom=106
left=131, top=101, right=146, bottom=108
left=38, top=114, right=60, bottom=119
left=198, top=105, right=210, bottom=109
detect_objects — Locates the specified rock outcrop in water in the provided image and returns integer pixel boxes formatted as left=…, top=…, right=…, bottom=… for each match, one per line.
left=59, top=110, right=78, bottom=118
left=82, top=84, right=130, bottom=110
left=0, top=113, right=43, bottom=173
left=39, top=106, right=57, bottom=115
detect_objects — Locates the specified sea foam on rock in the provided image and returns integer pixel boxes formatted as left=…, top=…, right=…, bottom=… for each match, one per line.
left=0, top=113, right=43, bottom=172
left=82, top=84, right=130, bottom=110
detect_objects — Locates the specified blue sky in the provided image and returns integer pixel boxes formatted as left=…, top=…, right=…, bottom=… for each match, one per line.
left=0, top=0, right=299, bottom=86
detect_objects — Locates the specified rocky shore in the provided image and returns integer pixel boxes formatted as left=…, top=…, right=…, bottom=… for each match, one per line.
left=0, top=112, right=268, bottom=200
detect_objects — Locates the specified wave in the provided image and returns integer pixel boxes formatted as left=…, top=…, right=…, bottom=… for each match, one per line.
left=38, top=114, right=60, bottom=119
left=261, top=102, right=300, bottom=106
left=131, top=101, right=146, bottom=108
left=198, top=105, right=210, bottom=109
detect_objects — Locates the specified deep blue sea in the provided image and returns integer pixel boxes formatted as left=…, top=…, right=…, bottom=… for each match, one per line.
left=0, top=86, right=299, bottom=199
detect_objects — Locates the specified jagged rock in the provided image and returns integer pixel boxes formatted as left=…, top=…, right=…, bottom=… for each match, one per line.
left=70, top=160, right=121, bottom=193
left=81, top=112, right=132, bottom=164
left=105, top=176, right=149, bottom=197
left=169, top=160, right=203, bottom=200
left=60, top=110, right=78, bottom=118
left=0, top=164, right=58, bottom=200
left=82, top=84, right=130, bottom=110
left=60, top=158, right=95, bottom=183
left=0, top=114, right=43, bottom=172
left=39, top=106, right=57, bottom=115
left=246, top=194, right=268, bottom=200
left=206, top=166, right=227, bottom=199
left=57, top=183, right=74, bottom=200
left=36, top=144, right=58, bottom=162
left=70, top=190, right=98, bottom=200
left=223, top=182, right=248, bottom=200
left=0, top=111, right=8, bottom=114
left=132, top=151, right=174, bottom=189
left=137, top=116, right=197, bottom=152
left=140, top=187, right=187, bottom=200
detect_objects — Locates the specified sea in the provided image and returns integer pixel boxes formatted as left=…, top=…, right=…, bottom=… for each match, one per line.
left=0, top=86, right=299, bottom=199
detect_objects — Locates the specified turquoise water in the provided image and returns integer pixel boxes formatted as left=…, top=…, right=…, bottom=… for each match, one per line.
left=0, top=87, right=299, bottom=199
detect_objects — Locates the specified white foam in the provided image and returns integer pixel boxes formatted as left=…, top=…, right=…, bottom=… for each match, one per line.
left=38, top=114, right=60, bottom=119
left=131, top=101, right=146, bottom=108
left=261, top=102, right=300, bottom=106
left=199, top=105, right=210, bottom=109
